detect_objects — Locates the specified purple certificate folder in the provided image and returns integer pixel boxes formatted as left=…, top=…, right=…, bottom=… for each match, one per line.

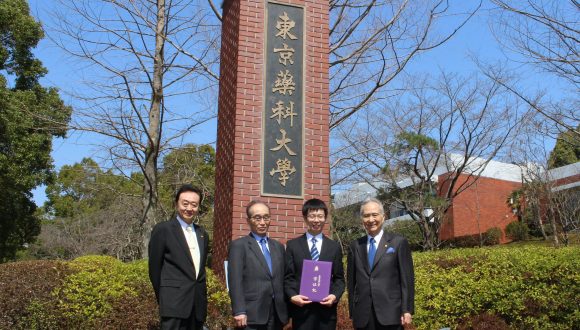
left=299, top=260, right=332, bottom=302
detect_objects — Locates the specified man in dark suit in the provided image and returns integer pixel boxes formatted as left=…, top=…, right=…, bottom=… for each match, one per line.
left=149, top=184, right=209, bottom=330
left=227, top=201, right=288, bottom=330
left=347, top=197, right=414, bottom=330
left=284, top=198, right=345, bottom=329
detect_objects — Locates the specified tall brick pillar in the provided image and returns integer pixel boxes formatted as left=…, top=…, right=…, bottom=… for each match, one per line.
left=213, top=0, right=330, bottom=279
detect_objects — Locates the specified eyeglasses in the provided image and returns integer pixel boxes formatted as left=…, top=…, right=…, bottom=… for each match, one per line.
left=307, top=214, right=326, bottom=220
left=250, top=215, right=271, bottom=222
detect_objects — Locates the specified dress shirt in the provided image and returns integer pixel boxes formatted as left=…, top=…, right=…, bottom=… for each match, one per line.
left=177, top=215, right=196, bottom=232
left=367, top=230, right=384, bottom=253
left=251, top=232, right=270, bottom=254
left=177, top=216, right=201, bottom=278
left=306, top=232, right=323, bottom=254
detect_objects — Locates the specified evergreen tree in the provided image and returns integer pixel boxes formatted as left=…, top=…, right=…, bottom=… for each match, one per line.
left=548, top=126, right=580, bottom=169
left=0, top=0, right=71, bottom=262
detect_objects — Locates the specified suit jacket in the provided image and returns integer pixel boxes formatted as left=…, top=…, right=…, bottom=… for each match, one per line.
left=148, top=218, right=209, bottom=321
left=347, top=232, right=414, bottom=328
left=227, top=234, right=288, bottom=325
left=284, top=234, right=345, bottom=330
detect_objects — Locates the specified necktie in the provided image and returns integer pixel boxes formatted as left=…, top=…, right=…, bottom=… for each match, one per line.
left=185, top=226, right=201, bottom=278
left=310, top=237, right=319, bottom=261
left=260, top=238, right=272, bottom=274
left=368, top=237, right=376, bottom=269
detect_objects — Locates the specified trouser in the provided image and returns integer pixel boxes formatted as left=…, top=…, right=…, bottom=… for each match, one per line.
left=355, top=303, right=402, bottom=330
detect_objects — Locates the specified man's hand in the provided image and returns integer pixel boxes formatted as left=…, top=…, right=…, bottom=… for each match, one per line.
left=290, top=295, right=312, bottom=307
left=401, top=312, right=412, bottom=325
left=234, top=314, right=247, bottom=328
left=319, top=294, right=337, bottom=307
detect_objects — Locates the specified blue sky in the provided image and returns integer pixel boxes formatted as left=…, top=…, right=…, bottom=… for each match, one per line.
left=27, top=0, right=559, bottom=205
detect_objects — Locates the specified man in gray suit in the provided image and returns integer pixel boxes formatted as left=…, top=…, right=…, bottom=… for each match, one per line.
left=149, top=184, right=209, bottom=330
left=227, top=201, right=288, bottom=330
left=347, top=197, right=415, bottom=330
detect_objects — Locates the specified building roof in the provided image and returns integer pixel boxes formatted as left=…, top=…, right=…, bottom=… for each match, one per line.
left=333, top=154, right=526, bottom=208
left=547, top=161, right=580, bottom=191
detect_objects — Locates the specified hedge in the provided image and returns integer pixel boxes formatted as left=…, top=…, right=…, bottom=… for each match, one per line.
left=0, top=245, right=578, bottom=329
left=0, top=256, right=231, bottom=329
left=413, top=246, right=580, bottom=329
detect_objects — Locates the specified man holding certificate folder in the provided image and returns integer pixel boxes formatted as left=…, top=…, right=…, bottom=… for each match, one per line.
left=284, top=199, right=345, bottom=330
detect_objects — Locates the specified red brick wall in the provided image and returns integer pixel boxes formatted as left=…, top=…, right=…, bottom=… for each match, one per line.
left=213, top=0, right=330, bottom=279
left=213, top=0, right=240, bottom=279
left=438, top=173, right=521, bottom=243
left=552, top=173, right=580, bottom=188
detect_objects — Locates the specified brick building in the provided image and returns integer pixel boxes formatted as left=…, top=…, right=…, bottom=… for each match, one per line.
left=437, top=173, right=521, bottom=243
left=335, top=156, right=526, bottom=242
left=334, top=157, right=580, bottom=243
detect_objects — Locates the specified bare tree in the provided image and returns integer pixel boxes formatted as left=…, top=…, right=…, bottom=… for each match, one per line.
left=47, top=0, right=221, bottom=256
left=332, top=73, right=527, bottom=250
left=32, top=195, right=143, bottom=260
left=328, top=0, right=481, bottom=129
left=552, top=187, right=580, bottom=243
left=482, top=0, right=579, bottom=138
left=44, top=0, right=480, bottom=256
left=516, top=163, right=580, bottom=247
left=492, top=0, right=579, bottom=84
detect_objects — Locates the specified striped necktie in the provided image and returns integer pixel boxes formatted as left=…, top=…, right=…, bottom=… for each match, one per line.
left=310, top=237, right=319, bottom=261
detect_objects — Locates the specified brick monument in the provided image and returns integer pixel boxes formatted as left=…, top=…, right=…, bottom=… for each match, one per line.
left=212, top=0, right=330, bottom=278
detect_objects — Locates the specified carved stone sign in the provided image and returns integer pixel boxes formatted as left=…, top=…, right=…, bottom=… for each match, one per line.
left=262, top=2, right=304, bottom=197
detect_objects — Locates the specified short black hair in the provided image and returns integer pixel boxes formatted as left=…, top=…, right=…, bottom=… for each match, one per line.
left=246, top=200, right=270, bottom=218
left=302, top=198, right=328, bottom=217
left=174, top=184, right=204, bottom=205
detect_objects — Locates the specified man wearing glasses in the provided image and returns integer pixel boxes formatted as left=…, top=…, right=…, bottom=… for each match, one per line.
left=227, top=201, right=288, bottom=329
left=284, top=199, right=345, bottom=329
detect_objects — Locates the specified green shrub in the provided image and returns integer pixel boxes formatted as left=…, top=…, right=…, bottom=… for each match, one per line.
left=457, top=312, right=510, bottom=330
left=413, top=246, right=580, bottom=329
left=484, top=227, right=502, bottom=246
left=0, top=260, right=72, bottom=329
left=443, top=234, right=481, bottom=248
left=53, top=255, right=140, bottom=326
left=505, top=221, right=529, bottom=241
left=443, top=229, right=501, bottom=248
left=94, top=260, right=159, bottom=329
left=206, top=269, right=233, bottom=329
left=19, top=299, right=62, bottom=330
left=3, top=246, right=579, bottom=329
left=336, top=296, right=352, bottom=329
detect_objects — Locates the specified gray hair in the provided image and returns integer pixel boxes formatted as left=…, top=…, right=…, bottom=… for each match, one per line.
left=359, top=197, right=384, bottom=216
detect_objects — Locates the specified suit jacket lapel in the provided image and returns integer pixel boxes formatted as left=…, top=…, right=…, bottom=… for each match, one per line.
left=357, top=236, right=370, bottom=274
left=194, top=223, right=205, bottom=268
left=299, top=234, right=312, bottom=260
left=170, top=218, right=194, bottom=266
left=269, top=239, right=282, bottom=277
left=247, top=235, right=272, bottom=277
left=372, top=233, right=390, bottom=269
left=319, top=235, right=333, bottom=261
